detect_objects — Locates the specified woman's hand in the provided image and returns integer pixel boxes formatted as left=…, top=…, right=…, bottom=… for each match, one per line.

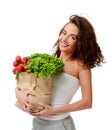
left=15, top=87, right=35, bottom=112
left=28, top=102, right=54, bottom=117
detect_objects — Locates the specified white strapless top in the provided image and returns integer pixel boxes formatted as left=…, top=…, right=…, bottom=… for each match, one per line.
left=40, top=73, right=80, bottom=120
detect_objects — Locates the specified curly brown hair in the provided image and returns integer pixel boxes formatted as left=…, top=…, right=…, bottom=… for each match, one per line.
left=53, top=15, right=105, bottom=69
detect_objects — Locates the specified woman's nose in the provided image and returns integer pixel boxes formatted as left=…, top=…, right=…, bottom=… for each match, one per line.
left=62, top=35, right=68, bottom=42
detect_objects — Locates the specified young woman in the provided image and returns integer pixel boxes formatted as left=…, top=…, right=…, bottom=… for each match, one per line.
left=15, top=14, right=104, bottom=130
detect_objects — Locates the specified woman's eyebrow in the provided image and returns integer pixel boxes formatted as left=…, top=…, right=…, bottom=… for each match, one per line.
left=63, top=29, right=77, bottom=37
left=62, top=29, right=66, bottom=32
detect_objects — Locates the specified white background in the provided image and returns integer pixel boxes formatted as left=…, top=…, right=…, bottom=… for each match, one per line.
left=0, top=0, right=112, bottom=130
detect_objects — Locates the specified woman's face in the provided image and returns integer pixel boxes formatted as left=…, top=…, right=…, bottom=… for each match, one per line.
left=58, top=23, right=79, bottom=54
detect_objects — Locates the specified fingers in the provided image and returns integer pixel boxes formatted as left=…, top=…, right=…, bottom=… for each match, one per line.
left=36, top=102, right=45, bottom=106
left=19, top=100, right=30, bottom=112
left=24, top=90, right=35, bottom=97
left=23, top=105, right=28, bottom=112
left=29, top=110, right=44, bottom=117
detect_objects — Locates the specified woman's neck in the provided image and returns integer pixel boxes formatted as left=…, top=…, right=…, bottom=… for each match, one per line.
left=59, top=53, right=74, bottom=62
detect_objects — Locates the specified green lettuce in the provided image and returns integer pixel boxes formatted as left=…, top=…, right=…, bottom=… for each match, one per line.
left=26, top=53, right=64, bottom=78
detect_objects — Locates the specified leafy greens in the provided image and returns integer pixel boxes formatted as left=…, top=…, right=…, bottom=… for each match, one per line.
left=26, top=53, right=64, bottom=78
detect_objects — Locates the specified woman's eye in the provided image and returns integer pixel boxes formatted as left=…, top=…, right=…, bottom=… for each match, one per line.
left=69, top=36, right=76, bottom=40
left=71, top=36, right=76, bottom=40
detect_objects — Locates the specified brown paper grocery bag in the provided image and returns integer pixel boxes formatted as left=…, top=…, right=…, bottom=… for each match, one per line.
left=15, top=72, right=52, bottom=112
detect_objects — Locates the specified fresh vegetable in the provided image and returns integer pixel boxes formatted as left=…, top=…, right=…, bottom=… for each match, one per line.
left=15, top=56, right=21, bottom=62
left=12, top=55, right=30, bottom=79
left=12, top=53, right=64, bottom=79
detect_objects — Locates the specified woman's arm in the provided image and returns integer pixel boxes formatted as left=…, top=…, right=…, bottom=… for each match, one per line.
left=15, top=87, right=33, bottom=112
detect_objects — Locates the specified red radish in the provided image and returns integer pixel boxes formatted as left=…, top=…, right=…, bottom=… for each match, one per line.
left=13, top=61, right=19, bottom=67
left=20, top=64, right=27, bottom=71
left=16, top=65, right=23, bottom=72
left=26, top=60, right=30, bottom=64
left=15, top=56, right=21, bottom=62
left=12, top=55, right=30, bottom=76
left=12, top=68, right=17, bottom=73
left=21, top=57, right=28, bottom=63
left=23, top=66, right=28, bottom=71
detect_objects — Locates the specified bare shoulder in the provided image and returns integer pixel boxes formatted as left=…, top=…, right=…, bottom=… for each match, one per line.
left=74, top=60, right=91, bottom=79
left=63, top=59, right=79, bottom=78
left=76, top=60, right=92, bottom=83
left=64, top=59, right=91, bottom=79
